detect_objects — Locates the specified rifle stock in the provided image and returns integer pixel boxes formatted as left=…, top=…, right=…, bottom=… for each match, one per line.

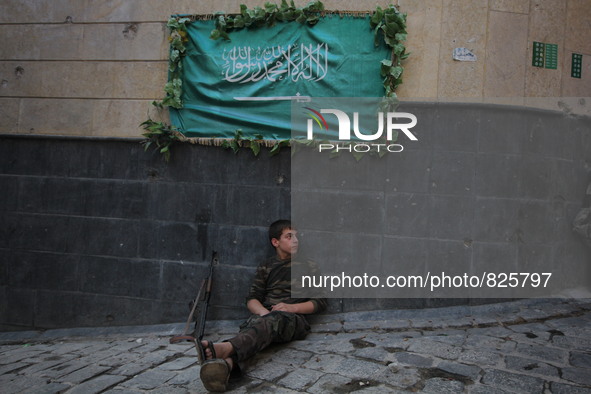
left=169, top=251, right=217, bottom=365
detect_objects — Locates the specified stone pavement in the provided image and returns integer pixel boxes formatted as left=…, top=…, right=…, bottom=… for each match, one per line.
left=1, top=298, right=590, bottom=393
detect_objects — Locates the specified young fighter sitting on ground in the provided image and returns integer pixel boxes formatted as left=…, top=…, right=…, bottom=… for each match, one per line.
left=199, top=219, right=327, bottom=392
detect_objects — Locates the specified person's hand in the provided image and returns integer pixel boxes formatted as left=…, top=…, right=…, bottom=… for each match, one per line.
left=271, top=302, right=296, bottom=313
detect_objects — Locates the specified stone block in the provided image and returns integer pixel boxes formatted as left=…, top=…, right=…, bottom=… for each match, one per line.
left=217, top=185, right=283, bottom=228
left=478, top=107, right=528, bottom=154
left=119, top=369, right=177, bottom=390
left=482, top=369, right=545, bottom=392
left=385, top=193, right=430, bottom=238
left=80, top=0, right=173, bottom=23
left=474, top=153, right=521, bottom=198
left=473, top=197, right=519, bottom=242
left=0, top=175, right=17, bottom=213
left=0, top=22, right=167, bottom=61
left=429, top=104, right=481, bottom=152
left=9, top=212, right=71, bottom=253
left=0, top=99, right=19, bottom=133
left=421, top=377, right=465, bottom=393
left=67, top=216, right=139, bottom=257
left=429, top=151, right=475, bottom=195
left=277, top=368, right=324, bottom=391
left=559, top=367, right=591, bottom=387
left=520, top=155, right=553, bottom=200
left=514, top=342, right=569, bottom=364
left=0, top=0, right=87, bottom=24
left=373, top=364, right=422, bottom=390
left=438, top=0, right=488, bottom=97
left=78, top=256, right=162, bottom=299
left=472, top=241, right=518, bottom=273
left=489, top=0, right=529, bottom=13
left=428, top=195, right=475, bottom=240
left=92, top=99, right=159, bottom=138
left=525, top=1, right=566, bottom=97
left=391, top=352, right=434, bottom=368
left=8, top=250, right=79, bottom=291
left=1, top=61, right=166, bottom=99
left=383, top=149, right=432, bottom=194
left=145, top=181, right=213, bottom=222
left=484, top=11, right=528, bottom=97
left=504, top=355, right=560, bottom=378
left=570, top=351, right=591, bottom=368
left=66, top=374, right=127, bottom=394
left=458, top=348, right=503, bottom=367
left=18, top=98, right=94, bottom=135
left=306, top=373, right=352, bottom=394
left=406, top=338, right=462, bottom=360
left=397, top=0, right=442, bottom=98
left=137, top=220, right=200, bottom=261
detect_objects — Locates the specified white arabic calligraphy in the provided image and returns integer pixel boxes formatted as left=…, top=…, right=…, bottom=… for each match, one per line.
left=221, top=43, right=329, bottom=84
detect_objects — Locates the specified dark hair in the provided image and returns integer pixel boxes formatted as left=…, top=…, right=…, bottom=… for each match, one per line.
left=268, top=219, right=292, bottom=242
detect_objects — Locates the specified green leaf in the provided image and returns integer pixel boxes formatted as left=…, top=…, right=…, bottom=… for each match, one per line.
left=380, top=59, right=392, bottom=76
left=373, top=23, right=383, bottom=47
left=210, top=29, right=221, bottom=40
left=265, top=2, right=278, bottom=13
left=217, top=15, right=227, bottom=30
left=392, top=43, right=405, bottom=56
left=370, top=7, right=383, bottom=29
left=382, top=21, right=400, bottom=37
left=306, top=15, right=320, bottom=25
left=167, top=17, right=180, bottom=30
left=352, top=150, right=365, bottom=161
left=230, top=140, right=240, bottom=154
left=250, top=141, right=261, bottom=156
left=270, top=144, right=281, bottom=156
left=279, top=0, right=291, bottom=12
left=389, top=66, right=403, bottom=79
left=233, top=15, right=245, bottom=28
left=395, top=33, right=407, bottom=42
left=295, top=10, right=307, bottom=23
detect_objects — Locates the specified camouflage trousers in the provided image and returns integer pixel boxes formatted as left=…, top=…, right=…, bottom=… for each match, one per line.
left=227, top=311, right=311, bottom=362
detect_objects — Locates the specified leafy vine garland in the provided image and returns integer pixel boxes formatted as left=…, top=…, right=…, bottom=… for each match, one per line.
left=142, top=1, right=408, bottom=160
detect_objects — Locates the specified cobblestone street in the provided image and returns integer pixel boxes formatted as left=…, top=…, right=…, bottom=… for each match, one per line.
left=1, top=298, right=590, bottom=393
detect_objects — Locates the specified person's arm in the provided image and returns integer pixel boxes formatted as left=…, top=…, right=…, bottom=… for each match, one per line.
left=271, top=300, right=316, bottom=314
left=247, top=298, right=271, bottom=316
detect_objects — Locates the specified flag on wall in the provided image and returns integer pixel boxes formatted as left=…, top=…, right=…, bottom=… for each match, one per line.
left=169, top=15, right=390, bottom=140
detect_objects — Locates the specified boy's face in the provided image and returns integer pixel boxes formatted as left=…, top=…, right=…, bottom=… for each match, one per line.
left=272, top=228, right=298, bottom=259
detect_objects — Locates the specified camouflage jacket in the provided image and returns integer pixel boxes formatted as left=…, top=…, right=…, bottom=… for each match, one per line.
left=247, top=255, right=327, bottom=313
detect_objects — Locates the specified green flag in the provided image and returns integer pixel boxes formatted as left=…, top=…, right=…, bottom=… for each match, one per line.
left=169, top=15, right=390, bottom=140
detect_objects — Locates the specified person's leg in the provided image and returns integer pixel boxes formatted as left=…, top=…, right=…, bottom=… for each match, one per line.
left=202, top=312, right=311, bottom=362
left=227, top=311, right=310, bottom=361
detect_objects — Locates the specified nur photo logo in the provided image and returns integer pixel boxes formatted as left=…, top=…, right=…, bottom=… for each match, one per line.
left=299, top=99, right=418, bottom=153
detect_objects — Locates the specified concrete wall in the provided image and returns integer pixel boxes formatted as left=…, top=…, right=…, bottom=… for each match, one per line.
left=1, top=0, right=590, bottom=137
left=0, top=136, right=292, bottom=330
left=2, top=102, right=590, bottom=330
left=1, top=1, right=590, bottom=330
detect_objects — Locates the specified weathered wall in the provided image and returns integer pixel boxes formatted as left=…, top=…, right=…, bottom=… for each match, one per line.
left=0, top=0, right=590, bottom=137
left=1, top=102, right=590, bottom=330
left=0, top=137, right=292, bottom=330
left=0, top=1, right=590, bottom=330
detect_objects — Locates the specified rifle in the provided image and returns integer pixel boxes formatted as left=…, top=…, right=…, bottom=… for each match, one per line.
left=169, top=251, right=218, bottom=364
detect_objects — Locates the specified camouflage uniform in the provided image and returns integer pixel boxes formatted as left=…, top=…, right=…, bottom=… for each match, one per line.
left=227, top=255, right=327, bottom=362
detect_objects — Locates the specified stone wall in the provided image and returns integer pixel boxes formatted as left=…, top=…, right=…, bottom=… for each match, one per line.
left=0, top=136, right=292, bottom=330
left=2, top=102, right=590, bottom=330
left=1, top=0, right=590, bottom=138
left=0, top=1, right=590, bottom=330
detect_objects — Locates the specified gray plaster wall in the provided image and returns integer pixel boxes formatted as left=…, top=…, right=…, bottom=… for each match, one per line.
left=1, top=102, right=590, bottom=331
